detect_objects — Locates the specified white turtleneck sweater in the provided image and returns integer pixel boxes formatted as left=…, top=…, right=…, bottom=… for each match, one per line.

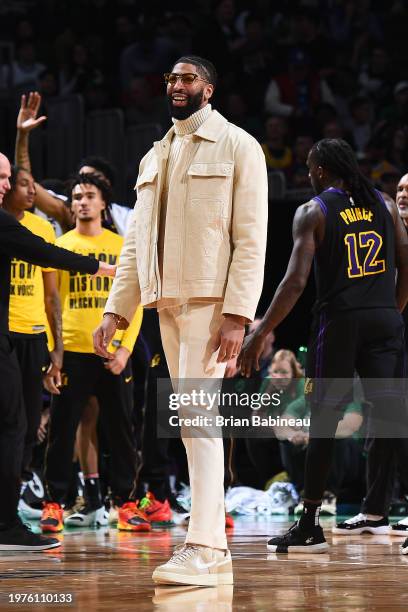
left=155, top=103, right=220, bottom=310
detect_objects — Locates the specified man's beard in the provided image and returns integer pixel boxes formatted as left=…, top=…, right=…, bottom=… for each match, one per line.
left=167, top=89, right=204, bottom=120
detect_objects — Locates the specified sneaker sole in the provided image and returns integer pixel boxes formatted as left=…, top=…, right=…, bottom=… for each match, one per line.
left=64, top=519, right=108, bottom=528
left=400, top=545, right=408, bottom=554
left=391, top=528, right=408, bottom=536
left=267, top=542, right=329, bottom=554
left=332, top=526, right=390, bottom=535
left=117, top=524, right=151, bottom=532
left=0, top=541, right=61, bottom=551
left=152, top=571, right=233, bottom=587
left=150, top=520, right=174, bottom=526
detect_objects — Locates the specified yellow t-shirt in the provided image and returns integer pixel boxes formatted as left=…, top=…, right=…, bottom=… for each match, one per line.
left=9, top=211, right=56, bottom=334
left=56, top=229, right=142, bottom=354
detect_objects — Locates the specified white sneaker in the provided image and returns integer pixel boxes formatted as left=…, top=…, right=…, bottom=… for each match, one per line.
left=392, top=516, right=408, bottom=536
left=64, top=505, right=108, bottom=528
left=18, top=499, right=42, bottom=520
left=152, top=544, right=233, bottom=587
left=332, top=513, right=390, bottom=535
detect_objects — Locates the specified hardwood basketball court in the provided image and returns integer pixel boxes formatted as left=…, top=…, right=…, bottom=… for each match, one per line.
left=0, top=516, right=407, bottom=611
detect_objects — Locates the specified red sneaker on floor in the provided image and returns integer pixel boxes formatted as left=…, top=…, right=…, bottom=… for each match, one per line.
left=118, top=502, right=151, bottom=532
left=41, top=502, right=64, bottom=533
left=225, top=513, right=235, bottom=529
left=139, top=492, right=173, bottom=525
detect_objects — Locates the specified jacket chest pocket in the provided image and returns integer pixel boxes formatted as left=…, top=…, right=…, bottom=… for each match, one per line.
left=135, top=169, right=158, bottom=208
left=187, top=162, right=234, bottom=202
left=134, top=169, right=157, bottom=289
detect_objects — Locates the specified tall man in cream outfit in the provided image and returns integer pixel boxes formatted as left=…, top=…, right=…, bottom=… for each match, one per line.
left=94, top=56, right=268, bottom=586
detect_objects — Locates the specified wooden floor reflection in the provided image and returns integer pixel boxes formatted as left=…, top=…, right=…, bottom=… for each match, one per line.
left=1, top=516, right=408, bottom=611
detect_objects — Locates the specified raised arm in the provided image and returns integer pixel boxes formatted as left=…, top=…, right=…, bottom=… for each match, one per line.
left=239, top=200, right=323, bottom=376
left=14, top=91, right=73, bottom=231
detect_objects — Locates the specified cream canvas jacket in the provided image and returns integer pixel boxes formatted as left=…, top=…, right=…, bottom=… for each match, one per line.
left=104, top=109, right=268, bottom=324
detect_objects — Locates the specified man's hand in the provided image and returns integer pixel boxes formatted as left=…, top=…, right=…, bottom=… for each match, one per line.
left=93, top=314, right=118, bottom=359
left=104, top=346, right=130, bottom=375
left=93, top=261, right=116, bottom=277
left=225, top=356, right=239, bottom=378
left=238, top=331, right=266, bottom=378
left=17, top=92, right=47, bottom=133
left=213, top=316, right=245, bottom=363
left=43, top=362, right=62, bottom=395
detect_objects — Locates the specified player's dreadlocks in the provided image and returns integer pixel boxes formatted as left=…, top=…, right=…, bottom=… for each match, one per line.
left=309, top=138, right=379, bottom=208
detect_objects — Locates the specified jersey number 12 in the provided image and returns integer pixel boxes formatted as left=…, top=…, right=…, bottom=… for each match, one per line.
left=344, top=231, right=385, bottom=278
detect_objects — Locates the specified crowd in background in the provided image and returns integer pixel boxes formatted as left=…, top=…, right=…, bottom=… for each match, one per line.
left=0, top=0, right=407, bottom=195
left=0, top=0, right=408, bottom=523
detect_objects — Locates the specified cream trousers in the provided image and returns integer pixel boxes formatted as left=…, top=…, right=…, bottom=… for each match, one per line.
left=158, top=302, right=227, bottom=550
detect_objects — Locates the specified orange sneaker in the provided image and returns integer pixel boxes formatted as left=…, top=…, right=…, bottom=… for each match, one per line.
left=41, top=502, right=63, bottom=533
left=117, top=501, right=151, bottom=532
left=139, top=492, right=173, bottom=525
left=225, top=513, right=234, bottom=529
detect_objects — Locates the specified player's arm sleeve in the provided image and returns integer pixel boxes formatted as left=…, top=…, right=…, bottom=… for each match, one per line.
left=41, top=223, right=57, bottom=272
left=120, top=305, right=143, bottom=352
left=0, top=211, right=98, bottom=274
left=222, top=137, right=268, bottom=321
left=104, top=209, right=141, bottom=327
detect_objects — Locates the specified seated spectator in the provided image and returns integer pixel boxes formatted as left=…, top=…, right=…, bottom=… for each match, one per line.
left=378, top=170, right=400, bottom=201
left=223, top=91, right=263, bottom=140
left=120, top=24, right=178, bottom=91
left=261, top=350, right=304, bottom=414
left=345, top=96, right=374, bottom=154
left=288, top=134, right=314, bottom=189
left=322, top=120, right=346, bottom=140
left=261, top=116, right=293, bottom=173
left=5, top=41, right=45, bottom=91
left=124, top=76, right=169, bottom=132
left=358, top=46, right=393, bottom=107
left=264, top=49, right=335, bottom=121
left=385, top=125, right=408, bottom=173
left=38, top=69, right=59, bottom=99
left=59, top=43, right=103, bottom=97
left=232, top=14, right=272, bottom=109
left=380, top=80, right=408, bottom=125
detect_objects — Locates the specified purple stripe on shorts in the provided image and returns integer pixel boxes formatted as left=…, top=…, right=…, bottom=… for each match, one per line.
left=313, top=196, right=328, bottom=216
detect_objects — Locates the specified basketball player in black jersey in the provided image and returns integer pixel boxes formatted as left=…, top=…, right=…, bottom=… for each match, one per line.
left=239, top=138, right=408, bottom=553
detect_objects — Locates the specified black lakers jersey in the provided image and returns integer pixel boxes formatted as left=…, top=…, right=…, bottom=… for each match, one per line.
left=313, top=187, right=396, bottom=312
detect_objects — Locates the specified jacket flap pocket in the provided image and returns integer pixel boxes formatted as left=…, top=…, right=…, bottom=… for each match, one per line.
left=135, top=169, right=158, bottom=189
left=188, top=162, right=234, bottom=177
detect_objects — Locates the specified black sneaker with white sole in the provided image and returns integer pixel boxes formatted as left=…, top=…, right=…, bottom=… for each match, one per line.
left=332, top=513, right=390, bottom=535
left=267, top=523, right=329, bottom=553
left=391, top=517, right=408, bottom=536
left=400, top=538, right=408, bottom=554
left=0, top=520, right=60, bottom=551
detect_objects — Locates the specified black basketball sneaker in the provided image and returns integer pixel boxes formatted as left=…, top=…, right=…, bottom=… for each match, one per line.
left=400, top=538, right=408, bottom=555
left=267, top=523, right=329, bottom=553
